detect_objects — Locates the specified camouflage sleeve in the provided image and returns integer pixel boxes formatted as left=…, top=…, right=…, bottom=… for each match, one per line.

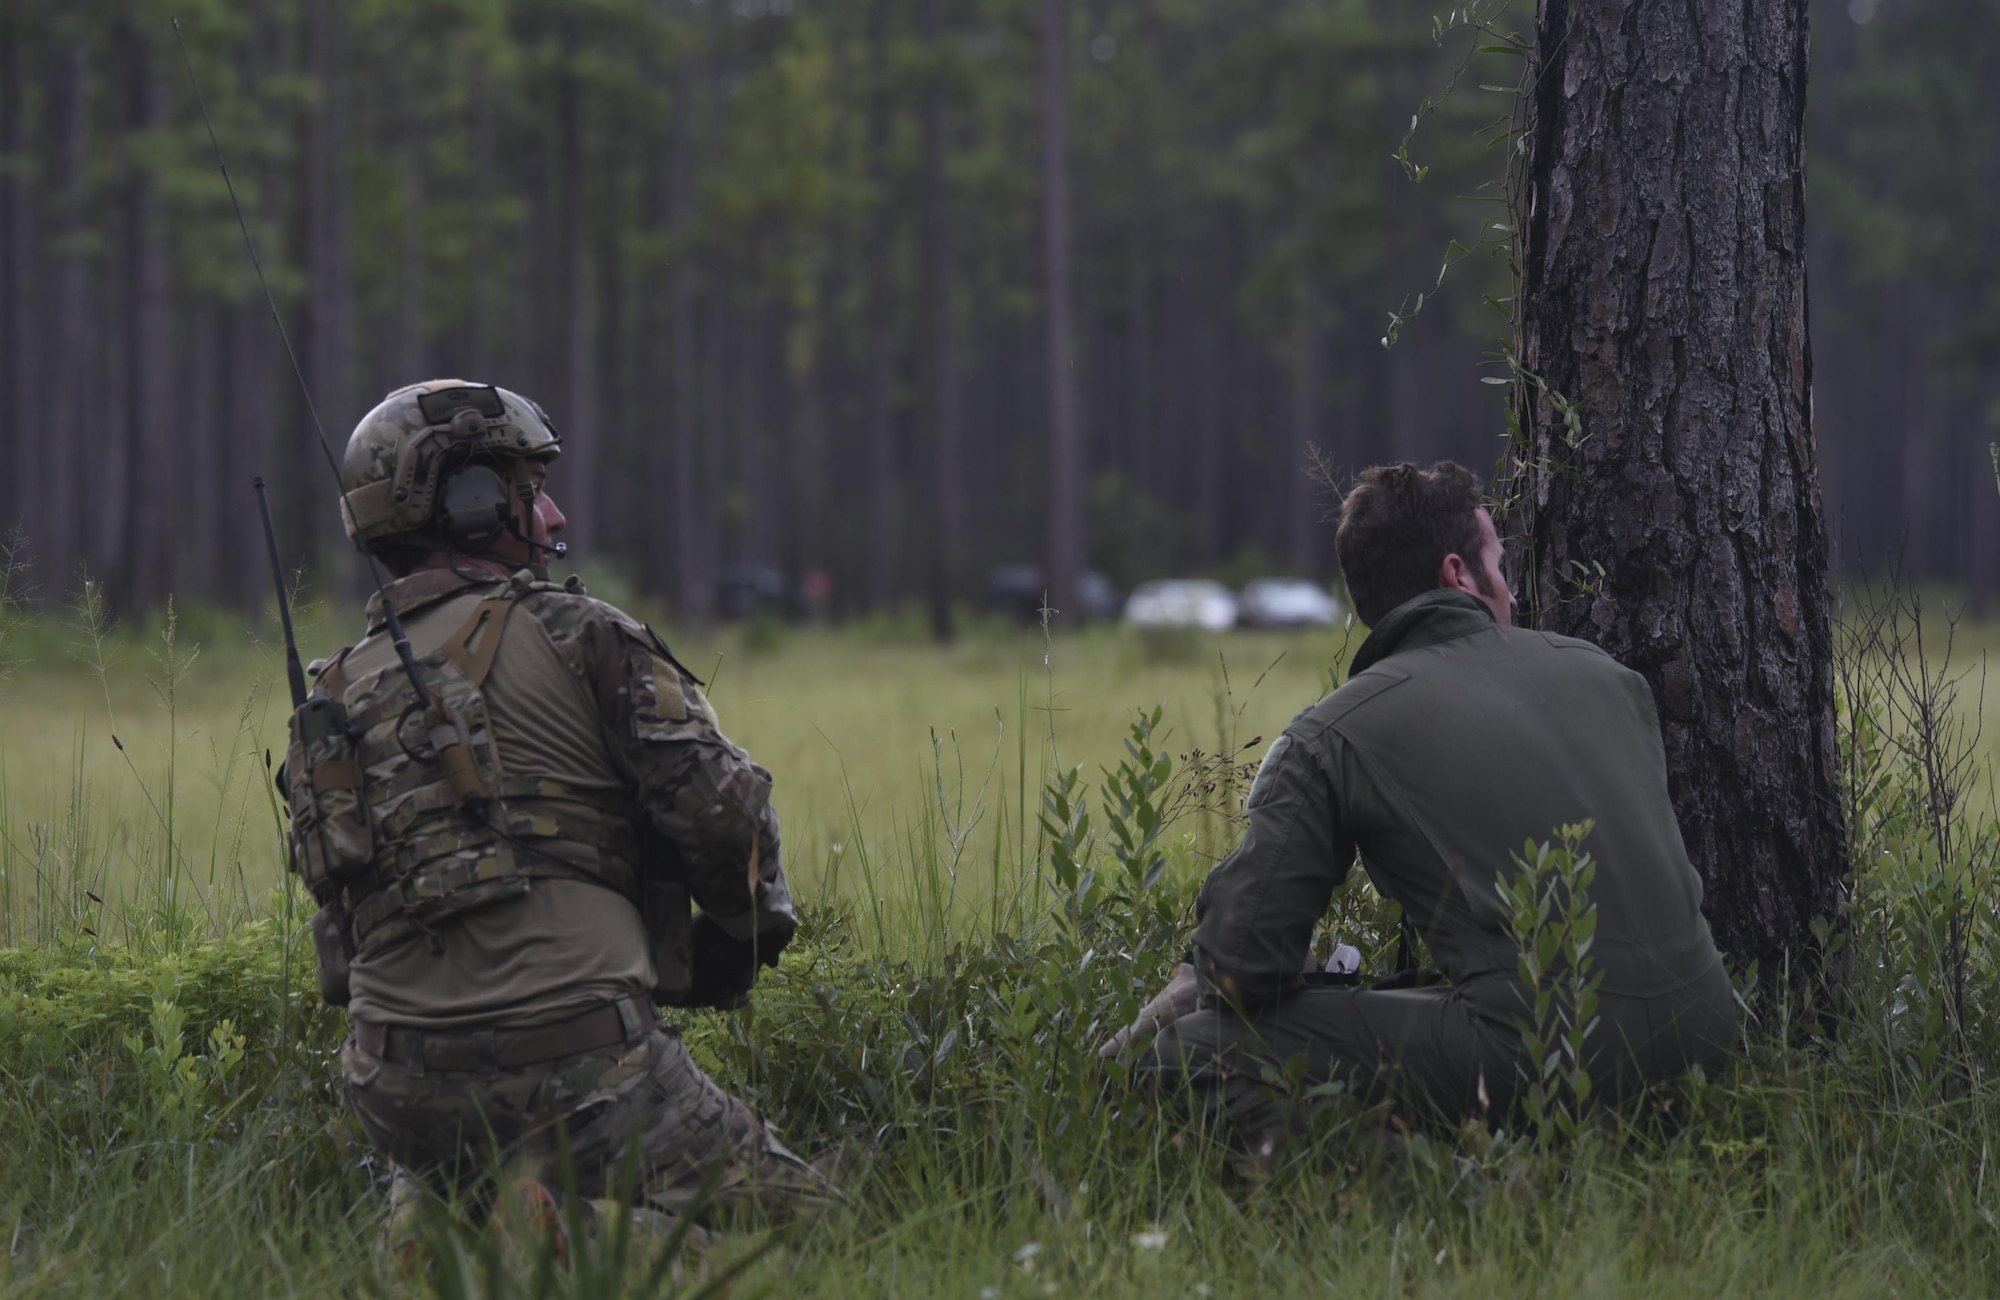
left=583, top=610, right=794, bottom=941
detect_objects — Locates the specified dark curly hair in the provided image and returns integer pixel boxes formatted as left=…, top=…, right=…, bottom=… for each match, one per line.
left=1334, top=460, right=1488, bottom=627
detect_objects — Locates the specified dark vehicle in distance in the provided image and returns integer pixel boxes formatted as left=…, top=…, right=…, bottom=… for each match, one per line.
left=716, top=562, right=792, bottom=621
left=986, top=565, right=1120, bottom=624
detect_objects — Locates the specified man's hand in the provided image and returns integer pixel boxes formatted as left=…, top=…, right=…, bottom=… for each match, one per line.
left=680, top=912, right=795, bottom=1010
left=1097, top=962, right=1199, bottom=1062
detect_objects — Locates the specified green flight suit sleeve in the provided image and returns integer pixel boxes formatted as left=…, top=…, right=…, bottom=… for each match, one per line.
left=1191, top=725, right=1355, bottom=1010
left=590, top=617, right=796, bottom=942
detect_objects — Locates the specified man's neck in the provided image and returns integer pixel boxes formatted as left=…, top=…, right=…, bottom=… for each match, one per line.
left=1348, top=588, right=1495, bottom=678
left=407, top=553, right=515, bottom=582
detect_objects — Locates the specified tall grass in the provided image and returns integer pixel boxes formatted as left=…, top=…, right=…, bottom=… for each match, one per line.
left=3, top=578, right=2000, bottom=1295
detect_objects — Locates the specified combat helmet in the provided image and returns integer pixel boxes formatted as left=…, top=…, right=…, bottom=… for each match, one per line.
left=339, top=379, right=561, bottom=555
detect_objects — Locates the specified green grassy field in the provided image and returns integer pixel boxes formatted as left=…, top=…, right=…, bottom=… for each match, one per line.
left=3, top=592, right=2000, bottom=1297
left=0, top=600, right=1350, bottom=950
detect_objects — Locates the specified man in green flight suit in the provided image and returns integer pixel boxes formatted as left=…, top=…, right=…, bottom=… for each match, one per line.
left=282, top=380, right=835, bottom=1268
left=1117, top=460, right=1735, bottom=1133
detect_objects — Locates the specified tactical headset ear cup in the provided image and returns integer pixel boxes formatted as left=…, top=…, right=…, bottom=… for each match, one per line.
left=438, top=464, right=513, bottom=547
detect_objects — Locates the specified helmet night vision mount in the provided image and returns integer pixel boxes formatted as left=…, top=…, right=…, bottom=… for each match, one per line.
left=339, top=380, right=567, bottom=563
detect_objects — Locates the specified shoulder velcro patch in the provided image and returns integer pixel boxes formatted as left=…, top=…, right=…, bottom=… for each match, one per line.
left=625, top=624, right=698, bottom=739
left=1247, top=733, right=1294, bottom=809
left=642, top=655, right=689, bottom=724
left=644, top=624, right=704, bottom=686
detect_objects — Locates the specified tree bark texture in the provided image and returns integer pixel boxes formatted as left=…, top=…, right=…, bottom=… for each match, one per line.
left=1507, top=0, right=1846, bottom=974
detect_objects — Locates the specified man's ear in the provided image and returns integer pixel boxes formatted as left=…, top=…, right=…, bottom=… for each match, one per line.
left=1438, top=552, right=1477, bottom=595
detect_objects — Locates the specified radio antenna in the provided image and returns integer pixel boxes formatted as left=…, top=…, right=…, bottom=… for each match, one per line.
left=254, top=477, right=309, bottom=709
left=172, top=16, right=432, bottom=709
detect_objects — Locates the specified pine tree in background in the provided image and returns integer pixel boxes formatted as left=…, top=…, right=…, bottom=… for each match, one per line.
left=0, top=0, right=1986, bottom=621
left=1040, top=0, right=1083, bottom=623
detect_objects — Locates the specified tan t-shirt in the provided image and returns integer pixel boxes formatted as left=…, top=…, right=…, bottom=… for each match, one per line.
left=347, top=879, right=653, bottom=1028
left=342, top=576, right=654, bottom=1028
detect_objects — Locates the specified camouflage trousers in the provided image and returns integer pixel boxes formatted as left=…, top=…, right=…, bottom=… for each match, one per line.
left=342, top=1021, right=836, bottom=1227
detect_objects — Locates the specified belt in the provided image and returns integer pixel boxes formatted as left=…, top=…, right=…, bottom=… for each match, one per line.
left=355, top=995, right=657, bottom=1075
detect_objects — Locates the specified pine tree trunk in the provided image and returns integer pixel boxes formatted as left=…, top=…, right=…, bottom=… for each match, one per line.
left=1506, top=0, right=1846, bottom=975
left=596, top=165, right=629, bottom=561
left=765, top=303, right=799, bottom=583
left=735, top=302, right=763, bottom=566
left=555, top=40, right=596, bottom=557
left=302, top=0, right=355, bottom=570
left=232, top=14, right=286, bottom=609
left=1193, top=314, right=1223, bottom=567
left=229, top=294, right=278, bottom=607
left=698, top=267, right=728, bottom=616
left=465, top=75, right=497, bottom=380
left=1128, top=240, right=1155, bottom=501
left=43, top=36, right=92, bottom=603
left=1040, top=0, right=1083, bottom=620
left=919, top=0, right=959, bottom=643
left=860, top=0, right=898, bottom=613
left=96, top=216, right=132, bottom=598
left=0, top=9, right=30, bottom=556
left=1289, top=303, right=1323, bottom=578
left=186, top=305, right=221, bottom=607
left=397, top=130, right=426, bottom=380
left=666, top=16, right=708, bottom=622
left=126, top=30, right=175, bottom=607
left=807, top=10, right=856, bottom=619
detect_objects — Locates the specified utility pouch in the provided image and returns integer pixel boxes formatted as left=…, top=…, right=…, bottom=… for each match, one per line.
left=642, top=877, right=694, bottom=1006
left=284, top=690, right=375, bottom=890
left=310, top=904, right=355, bottom=1007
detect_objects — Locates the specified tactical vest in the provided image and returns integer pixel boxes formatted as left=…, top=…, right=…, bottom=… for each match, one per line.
left=283, top=584, right=642, bottom=962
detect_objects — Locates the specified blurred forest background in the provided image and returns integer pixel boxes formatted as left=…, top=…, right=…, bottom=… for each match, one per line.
left=0, top=0, right=1993, bottom=626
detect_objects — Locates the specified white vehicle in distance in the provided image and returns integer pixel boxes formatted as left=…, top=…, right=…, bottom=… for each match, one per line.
left=1123, top=579, right=1239, bottom=632
left=1237, top=577, right=1343, bottom=629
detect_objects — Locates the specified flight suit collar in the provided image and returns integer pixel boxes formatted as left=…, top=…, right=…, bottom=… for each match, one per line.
left=1348, top=588, right=1496, bottom=677
left=364, top=566, right=508, bottom=633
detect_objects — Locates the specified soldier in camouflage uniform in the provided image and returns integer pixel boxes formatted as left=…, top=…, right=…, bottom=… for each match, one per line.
left=281, top=380, right=835, bottom=1265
